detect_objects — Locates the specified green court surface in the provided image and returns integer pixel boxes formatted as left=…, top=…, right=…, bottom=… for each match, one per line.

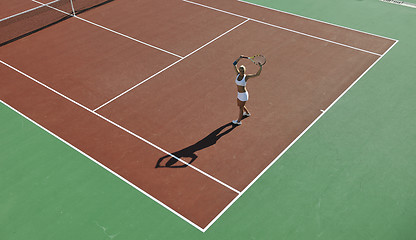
left=1, top=0, right=416, bottom=239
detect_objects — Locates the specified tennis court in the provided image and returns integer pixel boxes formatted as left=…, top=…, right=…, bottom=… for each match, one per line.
left=1, top=0, right=415, bottom=239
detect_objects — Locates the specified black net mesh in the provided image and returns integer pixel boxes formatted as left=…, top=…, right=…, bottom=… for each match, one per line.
left=0, top=0, right=113, bottom=46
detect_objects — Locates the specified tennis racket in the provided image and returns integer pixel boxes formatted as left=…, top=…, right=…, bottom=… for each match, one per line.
left=243, top=55, right=266, bottom=66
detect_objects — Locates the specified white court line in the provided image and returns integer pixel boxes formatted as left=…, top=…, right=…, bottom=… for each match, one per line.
left=380, top=0, right=416, bottom=9
left=202, top=35, right=399, bottom=233
left=183, top=0, right=383, bottom=56
left=0, top=0, right=62, bottom=22
left=0, top=99, right=205, bottom=232
left=31, top=0, right=183, bottom=59
left=238, top=0, right=398, bottom=42
left=93, top=19, right=250, bottom=112
left=0, top=59, right=239, bottom=192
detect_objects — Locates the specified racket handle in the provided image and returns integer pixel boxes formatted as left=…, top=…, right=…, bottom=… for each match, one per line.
left=233, top=61, right=238, bottom=66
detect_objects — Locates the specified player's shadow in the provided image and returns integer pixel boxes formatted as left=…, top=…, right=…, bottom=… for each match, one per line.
left=155, top=122, right=238, bottom=168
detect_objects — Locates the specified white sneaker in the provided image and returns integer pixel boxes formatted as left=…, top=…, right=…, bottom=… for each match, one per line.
left=243, top=112, right=251, bottom=117
left=232, top=120, right=242, bottom=125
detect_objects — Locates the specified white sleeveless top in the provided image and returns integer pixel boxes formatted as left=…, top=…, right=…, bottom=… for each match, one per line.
left=235, top=74, right=247, bottom=86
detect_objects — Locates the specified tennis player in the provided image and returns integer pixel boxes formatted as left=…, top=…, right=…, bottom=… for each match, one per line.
left=232, top=55, right=263, bottom=125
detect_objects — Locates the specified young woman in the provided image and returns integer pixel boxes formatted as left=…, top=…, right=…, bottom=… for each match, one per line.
left=232, top=55, right=263, bottom=125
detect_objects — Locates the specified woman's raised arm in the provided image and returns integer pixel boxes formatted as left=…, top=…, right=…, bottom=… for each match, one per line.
left=246, top=63, right=263, bottom=79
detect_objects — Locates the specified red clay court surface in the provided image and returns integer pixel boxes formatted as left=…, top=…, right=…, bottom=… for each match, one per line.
left=0, top=0, right=397, bottom=231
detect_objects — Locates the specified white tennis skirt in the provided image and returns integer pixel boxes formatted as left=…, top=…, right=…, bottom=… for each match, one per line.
left=237, top=91, right=249, bottom=102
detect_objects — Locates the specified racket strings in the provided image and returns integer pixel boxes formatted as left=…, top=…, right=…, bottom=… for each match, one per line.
left=252, top=55, right=266, bottom=65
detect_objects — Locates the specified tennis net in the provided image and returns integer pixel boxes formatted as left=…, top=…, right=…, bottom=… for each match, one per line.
left=0, top=0, right=113, bottom=46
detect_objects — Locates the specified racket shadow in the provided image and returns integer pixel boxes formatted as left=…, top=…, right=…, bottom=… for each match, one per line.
left=155, top=122, right=238, bottom=168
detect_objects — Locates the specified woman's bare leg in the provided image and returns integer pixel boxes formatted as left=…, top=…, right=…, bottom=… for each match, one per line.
left=238, top=106, right=244, bottom=122
left=243, top=106, right=250, bottom=114
left=237, top=99, right=246, bottom=122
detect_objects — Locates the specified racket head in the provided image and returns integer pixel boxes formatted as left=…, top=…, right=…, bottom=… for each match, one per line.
left=252, top=54, right=266, bottom=65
